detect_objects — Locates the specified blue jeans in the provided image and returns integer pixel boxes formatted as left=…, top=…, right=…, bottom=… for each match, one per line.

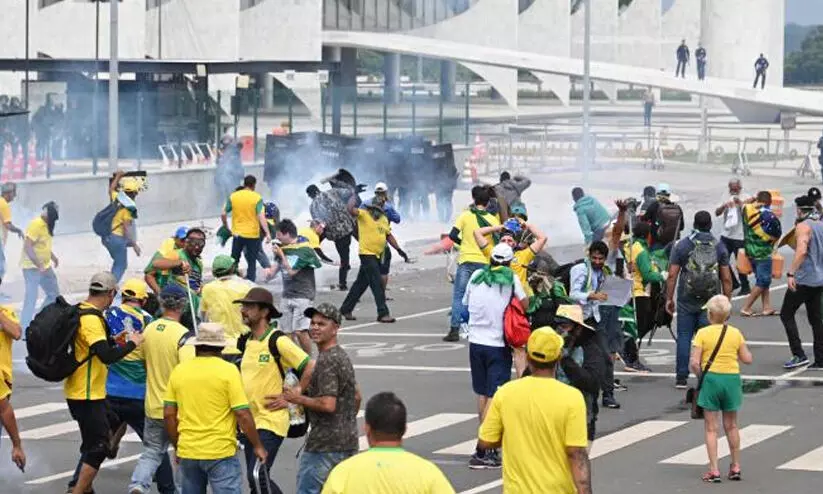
left=241, top=430, right=284, bottom=494
left=130, top=417, right=178, bottom=493
left=676, top=308, right=709, bottom=380
left=231, top=236, right=263, bottom=282
left=643, top=103, right=653, bottom=126
left=450, top=262, right=485, bottom=328
left=21, top=267, right=60, bottom=329
left=103, top=234, right=129, bottom=283
left=295, top=451, right=354, bottom=494
left=180, top=456, right=243, bottom=494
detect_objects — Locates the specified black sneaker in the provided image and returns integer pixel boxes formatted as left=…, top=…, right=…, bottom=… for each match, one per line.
left=443, top=329, right=460, bottom=342
left=602, top=395, right=621, bottom=409
left=468, top=452, right=501, bottom=470
left=807, top=362, right=823, bottom=370
left=613, top=379, right=628, bottom=392
left=675, top=379, right=688, bottom=389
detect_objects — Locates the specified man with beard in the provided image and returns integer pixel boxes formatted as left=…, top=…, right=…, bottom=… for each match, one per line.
left=20, top=201, right=61, bottom=328
left=306, top=184, right=356, bottom=290
left=148, top=228, right=206, bottom=332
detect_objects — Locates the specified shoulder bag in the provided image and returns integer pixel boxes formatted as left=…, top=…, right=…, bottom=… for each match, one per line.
left=686, top=324, right=728, bottom=420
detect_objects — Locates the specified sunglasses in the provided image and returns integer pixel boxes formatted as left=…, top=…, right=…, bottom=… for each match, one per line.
left=187, top=238, right=206, bottom=247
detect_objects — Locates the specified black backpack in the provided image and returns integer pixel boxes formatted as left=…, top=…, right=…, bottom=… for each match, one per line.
left=25, top=297, right=104, bottom=382
left=92, top=201, right=122, bottom=238
left=655, top=203, right=683, bottom=246
left=683, top=237, right=720, bottom=302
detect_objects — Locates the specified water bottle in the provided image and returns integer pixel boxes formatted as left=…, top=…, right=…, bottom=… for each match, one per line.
left=283, top=370, right=306, bottom=426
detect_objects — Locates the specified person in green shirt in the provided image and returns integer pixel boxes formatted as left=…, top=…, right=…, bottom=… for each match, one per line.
left=146, top=228, right=205, bottom=330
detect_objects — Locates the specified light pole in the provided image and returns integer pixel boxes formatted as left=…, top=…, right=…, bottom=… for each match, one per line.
left=92, top=0, right=100, bottom=174
left=108, top=0, right=119, bottom=172
left=581, top=0, right=592, bottom=185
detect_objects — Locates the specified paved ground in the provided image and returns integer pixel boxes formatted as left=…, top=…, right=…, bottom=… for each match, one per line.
left=1, top=164, right=823, bottom=492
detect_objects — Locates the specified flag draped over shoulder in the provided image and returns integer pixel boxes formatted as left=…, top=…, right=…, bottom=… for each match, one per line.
left=282, top=236, right=322, bottom=270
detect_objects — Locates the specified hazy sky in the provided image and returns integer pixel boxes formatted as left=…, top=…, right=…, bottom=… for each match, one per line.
left=660, top=0, right=823, bottom=25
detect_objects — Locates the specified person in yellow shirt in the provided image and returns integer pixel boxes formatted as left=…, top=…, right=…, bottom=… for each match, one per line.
left=235, top=286, right=315, bottom=494
left=20, top=201, right=60, bottom=329
left=323, top=392, right=455, bottom=494
left=0, top=182, right=23, bottom=284
left=444, top=186, right=500, bottom=342
left=128, top=283, right=194, bottom=494
left=104, top=171, right=143, bottom=283
left=478, top=327, right=591, bottom=494
left=163, top=322, right=267, bottom=492
left=66, top=273, right=143, bottom=494
left=220, top=175, right=271, bottom=282
left=689, top=295, right=753, bottom=483
left=0, top=291, right=24, bottom=472
left=200, top=255, right=256, bottom=356
left=144, top=226, right=188, bottom=294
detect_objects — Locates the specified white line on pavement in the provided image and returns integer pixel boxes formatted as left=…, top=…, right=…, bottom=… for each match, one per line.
left=778, top=445, right=823, bottom=472
left=344, top=332, right=451, bottom=338
left=340, top=308, right=450, bottom=332
left=13, top=402, right=66, bottom=419
left=26, top=453, right=143, bottom=485
left=17, top=421, right=78, bottom=440
left=359, top=413, right=475, bottom=451
left=659, top=424, right=792, bottom=465
left=650, top=338, right=809, bottom=348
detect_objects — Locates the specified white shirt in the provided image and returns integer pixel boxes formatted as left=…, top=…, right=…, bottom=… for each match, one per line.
left=721, top=195, right=744, bottom=241
left=463, top=270, right=527, bottom=347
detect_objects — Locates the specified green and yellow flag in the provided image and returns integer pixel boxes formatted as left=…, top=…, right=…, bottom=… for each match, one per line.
left=281, top=236, right=322, bottom=270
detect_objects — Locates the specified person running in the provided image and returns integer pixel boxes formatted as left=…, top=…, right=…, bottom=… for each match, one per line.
left=464, top=243, right=528, bottom=469
left=128, top=284, right=192, bottom=494
left=322, top=392, right=455, bottom=494
left=104, top=171, right=142, bottom=282
left=753, top=54, right=769, bottom=89
left=739, top=191, right=781, bottom=317
left=200, top=254, right=256, bottom=356
left=571, top=187, right=611, bottom=245
left=443, top=186, right=500, bottom=342
left=477, top=327, right=591, bottom=494
left=339, top=194, right=396, bottom=323
left=236, top=287, right=316, bottom=494
left=666, top=211, right=733, bottom=389
left=20, top=201, right=60, bottom=330
left=221, top=175, right=271, bottom=282
left=271, top=219, right=322, bottom=353
left=67, top=273, right=144, bottom=494
left=715, top=179, right=750, bottom=296
left=0, top=287, right=24, bottom=472
left=780, top=195, right=823, bottom=370
left=144, top=226, right=188, bottom=294
left=0, top=182, right=23, bottom=286
left=276, top=303, right=361, bottom=494
left=689, top=295, right=753, bottom=483
left=622, top=221, right=663, bottom=372
left=163, top=322, right=267, bottom=493
left=306, top=184, right=356, bottom=290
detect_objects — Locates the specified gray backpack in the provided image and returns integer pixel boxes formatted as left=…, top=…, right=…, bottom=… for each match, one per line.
left=683, top=237, right=720, bottom=302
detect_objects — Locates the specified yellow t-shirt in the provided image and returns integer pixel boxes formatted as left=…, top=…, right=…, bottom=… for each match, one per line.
left=0, top=197, right=12, bottom=245
left=299, top=227, right=322, bottom=249
left=355, top=209, right=390, bottom=257
left=241, top=329, right=309, bottom=436
left=20, top=216, right=53, bottom=270
left=512, top=248, right=536, bottom=297
left=110, top=192, right=134, bottom=237
left=0, top=305, right=17, bottom=388
left=64, top=303, right=109, bottom=401
left=692, top=324, right=746, bottom=374
left=158, top=237, right=176, bottom=257
left=131, top=318, right=190, bottom=419
left=479, top=377, right=588, bottom=494
left=625, top=241, right=659, bottom=297
left=163, top=356, right=250, bottom=460
left=322, top=447, right=456, bottom=494
left=454, top=209, right=499, bottom=265
left=0, top=378, right=9, bottom=401
left=226, top=189, right=264, bottom=239
left=200, top=276, right=256, bottom=343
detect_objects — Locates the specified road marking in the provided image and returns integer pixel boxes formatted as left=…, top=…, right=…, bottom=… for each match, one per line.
left=340, top=308, right=450, bottom=332
left=650, top=338, right=810, bottom=348
left=344, top=332, right=451, bottom=337
left=26, top=453, right=143, bottom=485
left=18, top=421, right=78, bottom=440
left=589, top=420, right=687, bottom=458
left=434, top=439, right=477, bottom=456
left=659, top=424, right=792, bottom=465
left=13, top=402, right=66, bottom=419
left=359, top=413, right=475, bottom=451
left=355, top=364, right=471, bottom=372
left=778, top=445, right=823, bottom=472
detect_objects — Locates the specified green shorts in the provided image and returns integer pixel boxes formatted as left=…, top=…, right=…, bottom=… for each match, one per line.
left=697, top=372, right=743, bottom=412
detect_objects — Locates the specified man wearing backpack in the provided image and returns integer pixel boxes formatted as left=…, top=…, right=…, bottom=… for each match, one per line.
left=739, top=191, right=782, bottom=317
left=20, top=201, right=61, bottom=329
left=665, top=212, right=732, bottom=389
left=643, top=183, right=684, bottom=251
left=100, top=171, right=143, bottom=283
left=66, top=273, right=144, bottom=494
left=235, top=287, right=316, bottom=494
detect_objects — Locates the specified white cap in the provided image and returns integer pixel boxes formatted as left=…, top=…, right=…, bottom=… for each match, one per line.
left=491, top=243, right=514, bottom=263
left=374, top=182, right=388, bottom=193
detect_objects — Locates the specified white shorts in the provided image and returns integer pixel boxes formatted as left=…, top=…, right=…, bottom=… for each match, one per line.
left=279, top=298, right=312, bottom=334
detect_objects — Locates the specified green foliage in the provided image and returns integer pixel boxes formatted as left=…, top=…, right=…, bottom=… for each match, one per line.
left=784, top=26, right=823, bottom=85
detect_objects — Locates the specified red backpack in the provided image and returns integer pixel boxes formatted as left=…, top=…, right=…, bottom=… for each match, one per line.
left=504, top=296, right=531, bottom=348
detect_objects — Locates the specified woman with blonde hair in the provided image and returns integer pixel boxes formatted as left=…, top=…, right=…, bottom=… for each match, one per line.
left=689, top=294, right=753, bottom=483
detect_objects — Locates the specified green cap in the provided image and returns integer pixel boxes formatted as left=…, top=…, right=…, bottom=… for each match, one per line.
left=304, top=303, right=343, bottom=325
left=212, top=255, right=236, bottom=277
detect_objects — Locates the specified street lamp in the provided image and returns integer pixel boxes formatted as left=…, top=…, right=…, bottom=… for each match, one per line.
left=581, top=0, right=591, bottom=185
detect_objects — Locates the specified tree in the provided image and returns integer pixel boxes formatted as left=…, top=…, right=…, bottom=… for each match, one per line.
left=785, top=26, right=823, bottom=85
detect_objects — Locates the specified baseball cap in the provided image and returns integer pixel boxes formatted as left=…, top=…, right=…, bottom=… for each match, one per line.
left=304, top=303, right=343, bottom=325
left=527, top=327, right=564, bottom=363
left=374, top=182, right=389, bottom=193
left=122, top=278, right=148, bottom=300
left=89, top=272, right=117, bottom=292
left=491, top=243, right=514, bottom=263
left=121, top=178, right=141, bottom=193
left=657, top=183, right=671, bottom=195
left=510, top=204, right=528, bottom=219
left=173, top=226, right=189, bottom=239
left=211, top=254, right=237, bottom=277
left=159, top=283, right=188, bottom=300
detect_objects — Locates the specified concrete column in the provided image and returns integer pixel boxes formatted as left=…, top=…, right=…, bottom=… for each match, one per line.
left=439, top=60, right=456, bottom=103
left=383, top=52, right=400, bottom=104
left=340, top=47, right=358, bottom=91
left=262, top=73, right=274, bottom=110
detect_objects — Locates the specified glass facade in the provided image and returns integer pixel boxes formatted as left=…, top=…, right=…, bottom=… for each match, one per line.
left=321, top=0, right=476, bottom=31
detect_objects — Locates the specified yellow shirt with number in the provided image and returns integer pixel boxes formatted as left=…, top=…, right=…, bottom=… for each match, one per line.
left=322, top=447, right=456, bottom=494
left=355, top=209, right=390, bottom=257
left=131, top=318, right=190, bottom=419
left=479, top=376, right=588, bottom=494
left=0, top=305, right=18, bottom=388
left=0, top=197, right=12, bottom=245
left=298, top=227, right=322, bottom=249
left=64, top=303, right=109, bottom=400
left=164, top=356, right=250, bottom=460
left=226, top=189, right=264, bottom=239
left=692, top=324, right=746, bottom=374
left=240, top=329, right=309, bottom=436
left=454, top=209, right=499, bottom=265
left=20, top=216, right=53, bottom=270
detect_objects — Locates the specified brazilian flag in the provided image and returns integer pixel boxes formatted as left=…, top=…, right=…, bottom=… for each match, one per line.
left=281, top=236, right=322, bottom=270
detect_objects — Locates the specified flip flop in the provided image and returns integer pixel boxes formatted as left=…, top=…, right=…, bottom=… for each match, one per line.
left=740, top=310, right=759, bottom=317
left=761, top=310, right=780, bottom=317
